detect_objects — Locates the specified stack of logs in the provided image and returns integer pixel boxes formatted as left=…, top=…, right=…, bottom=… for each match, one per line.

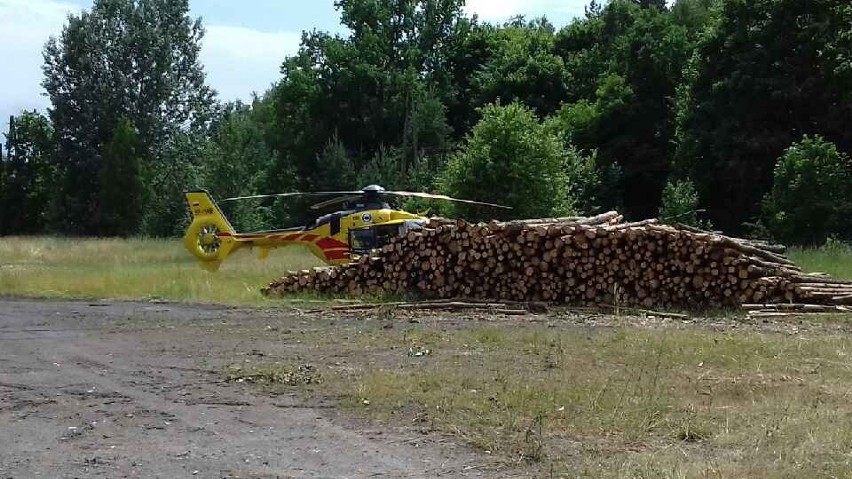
left=263, top=212, right=852, bottom=312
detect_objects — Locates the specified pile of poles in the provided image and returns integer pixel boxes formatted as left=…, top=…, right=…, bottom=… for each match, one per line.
left=263, top=212, right=852, bottom=314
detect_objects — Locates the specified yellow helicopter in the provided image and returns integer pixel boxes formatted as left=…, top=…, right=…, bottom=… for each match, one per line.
left=183, top=185, right=509, bottom=270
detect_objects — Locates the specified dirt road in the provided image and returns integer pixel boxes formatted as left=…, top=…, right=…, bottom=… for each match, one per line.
left=0, top=298, right=502, bottom=478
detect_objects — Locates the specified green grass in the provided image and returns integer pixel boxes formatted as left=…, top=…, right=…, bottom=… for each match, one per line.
left=251, top=321, right=852, bottom=477
left=1, top=236, right=851, bottom=304
left=5, top=235, right=852, bottom=476
left=0, top=236, right=323, bottom=304
left=789, top=241, right=852, bottom=280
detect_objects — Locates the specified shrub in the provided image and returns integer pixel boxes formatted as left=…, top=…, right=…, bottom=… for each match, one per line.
left=659, top=178, right=710, bottom=229
left=761, top=135, right=852, bottom=245
left=439, top=103, right=570, bottom=220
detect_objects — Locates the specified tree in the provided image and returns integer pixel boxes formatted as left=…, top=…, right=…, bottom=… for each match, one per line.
left=671, top=0, right=719, bottom=33
left=760, top=135, right=852, bottom=245
left=0, top=112, right=56, bottom=235
left=473, top=18, right=569, bottom=117
left=673, top=0, right=852, bottom=232
left=42, top=0, right=214, bottom=235
left=562, top=147, right=604, bottom=215
left=141, top=133, right=206, bottom=237
left=198, top=99, right=278, bottom=232
left=658, top=177, right=710, bottom=228
left=439, top=103, right=569, bottom=220
left=441, top=19, right=498, bottom=136
left=356, top=145, right=405, bottom=190
left=270, top=0, right=463, bottom=193
left=97, top=118, right=143, bottom=236
left=552, top=1, right=693, bottom=218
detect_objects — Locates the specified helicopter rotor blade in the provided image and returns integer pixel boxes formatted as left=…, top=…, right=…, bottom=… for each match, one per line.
left=384, top=191, right=512, bottom=209
left=309, top=195, right=363, bottom=211
left=221, top=191, right=362, bottom=202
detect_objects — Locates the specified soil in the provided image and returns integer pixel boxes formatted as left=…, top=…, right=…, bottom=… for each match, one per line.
left=1, top=297, right=844, bottom=478
left=0, top=298, right=507, bottom=479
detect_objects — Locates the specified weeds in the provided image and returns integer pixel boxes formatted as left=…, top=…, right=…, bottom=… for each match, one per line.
left=223, top=363, right=321, bottom=386
left=301, top=323, right=852, bottom=477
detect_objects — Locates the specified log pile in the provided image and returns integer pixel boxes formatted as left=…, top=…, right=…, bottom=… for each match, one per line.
left=263, top=212, right=851, bottom=311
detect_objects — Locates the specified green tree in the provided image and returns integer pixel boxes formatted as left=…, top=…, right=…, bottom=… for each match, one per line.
left=671, top=0, right=719, bottom=33
left=97, top=118, right=143, bottom=236
left=439, top=103, right=569, bottom=220
left=473, top=18, right=569, bottom=117
left=311, top=134, right=356, bottom=191
left=199, top=99, right=278, bottom=232
left=658, top=178, right=710, bottom=228
left=141, top=133, right=205, bottom=237
left=0, top=112, right=56, bottom=234
left=269, top=0, right=462, bottom=193
left=673, top=0, right=852, bottom=232
left=552, top=1, right=693, bottom=218
left=42, top=0, right=214, bottom=235
left=356, top=145, right=405, bottom=190
left=760, top=136, right=852, bottom=245
left=562, top=147, right=603, bottom=215
left=440, top=19, right=497, bottom=136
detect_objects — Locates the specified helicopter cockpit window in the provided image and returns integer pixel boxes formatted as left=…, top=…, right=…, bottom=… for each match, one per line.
left=349, top=228, right=375, bottom=253
left=373, top=224, right=399, bottom=247
left=349, top=224, right=406, bottom=253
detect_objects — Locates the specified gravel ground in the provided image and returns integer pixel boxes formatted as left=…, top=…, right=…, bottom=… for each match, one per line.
left=0, top=298, right=505, bottom=479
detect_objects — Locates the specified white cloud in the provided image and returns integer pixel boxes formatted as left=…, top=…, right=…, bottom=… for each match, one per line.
left=200, top=24, right=301, bottom=101
left=464, top=0, right=588, bottom=23
left=0, top=0, right=299, bottom=136
left=0, top=0, right=597, bottom=136
left=0, top=0, right=75, bottom=133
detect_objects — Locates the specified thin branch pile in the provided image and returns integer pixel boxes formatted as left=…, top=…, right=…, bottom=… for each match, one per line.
left=263, top=212, right=852, bottom=310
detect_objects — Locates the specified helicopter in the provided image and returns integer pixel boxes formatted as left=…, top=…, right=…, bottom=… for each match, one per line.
left=183, top=185, right=510, bottom=270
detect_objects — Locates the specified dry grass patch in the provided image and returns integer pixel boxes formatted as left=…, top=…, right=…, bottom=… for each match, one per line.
left=224, top=363, right=322, bottom=387
left=294, top=322, right=852, bottom=477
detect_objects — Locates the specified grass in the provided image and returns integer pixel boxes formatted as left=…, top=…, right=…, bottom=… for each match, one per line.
left=232, top=319, right=852, bottom=477
left=4, top=235, right=852, bottom=475
left=789, top=240, right=852, bottom=280
left=0, top=236, right=324, bottom=304
left=1, top=236, right=850, bottom=305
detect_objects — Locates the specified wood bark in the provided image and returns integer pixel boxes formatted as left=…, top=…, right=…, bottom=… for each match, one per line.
left=262, top=212, right=851, bottom=312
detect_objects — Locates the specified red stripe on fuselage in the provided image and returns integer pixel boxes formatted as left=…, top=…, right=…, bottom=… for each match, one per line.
left=325, top=250, right=350, bottom=261
left=234, top=233, right=270, bottom=239
left=316, top=237, right=348, bottom=250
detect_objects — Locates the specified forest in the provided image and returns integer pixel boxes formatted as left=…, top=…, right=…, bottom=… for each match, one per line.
left=0, top=0, right=850, bottom=246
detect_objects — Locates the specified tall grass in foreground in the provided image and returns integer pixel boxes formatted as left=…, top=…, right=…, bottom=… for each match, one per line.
left=0, top=236, right=323, bottom=304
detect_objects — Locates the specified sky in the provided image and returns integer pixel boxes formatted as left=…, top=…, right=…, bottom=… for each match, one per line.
left=0, top=0, right=591, bottom=137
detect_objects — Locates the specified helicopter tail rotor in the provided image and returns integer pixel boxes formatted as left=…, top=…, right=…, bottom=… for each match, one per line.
left=183, top=191, right=239, bottom=266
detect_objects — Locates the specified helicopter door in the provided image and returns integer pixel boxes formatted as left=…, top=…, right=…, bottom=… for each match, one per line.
left=329, top=214, right=341, bottom=235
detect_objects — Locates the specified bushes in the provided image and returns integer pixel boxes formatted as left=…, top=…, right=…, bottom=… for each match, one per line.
left=760, top=135, right=852, bottom=245
left=439, top=103, right=570, bottom=220
left=659, top=178, right=710, bottom=229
